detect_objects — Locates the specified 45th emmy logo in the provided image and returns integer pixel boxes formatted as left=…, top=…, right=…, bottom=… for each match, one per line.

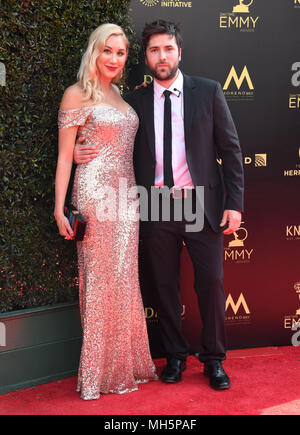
left=225, top=222, right=254, bottom=263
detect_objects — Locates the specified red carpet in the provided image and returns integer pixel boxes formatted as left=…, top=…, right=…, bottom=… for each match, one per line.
left=0, top=346, right=299, bottom=415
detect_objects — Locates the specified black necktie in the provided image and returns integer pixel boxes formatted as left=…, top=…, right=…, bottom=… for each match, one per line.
left=163, top=90, right=174, bottom=188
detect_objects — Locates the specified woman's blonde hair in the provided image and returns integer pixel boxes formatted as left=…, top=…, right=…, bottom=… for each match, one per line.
left=77, top=23, right=129, bottom=103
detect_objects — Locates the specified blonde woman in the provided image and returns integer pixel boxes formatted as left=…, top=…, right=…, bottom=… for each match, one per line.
left=54, top=24, right=157, bottom=400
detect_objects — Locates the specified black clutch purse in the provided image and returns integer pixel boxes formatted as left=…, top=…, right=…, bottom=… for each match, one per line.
left=64, top=204, right=87, bottom=241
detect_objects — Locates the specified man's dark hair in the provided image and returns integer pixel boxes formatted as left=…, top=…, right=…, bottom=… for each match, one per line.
left=141, top=20, right=183, bottom=52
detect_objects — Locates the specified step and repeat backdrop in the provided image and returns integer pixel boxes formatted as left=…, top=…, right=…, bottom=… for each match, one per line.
left=129, top=0, right=300, bottom=355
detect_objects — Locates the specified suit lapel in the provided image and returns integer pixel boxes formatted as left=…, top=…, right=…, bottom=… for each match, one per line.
left=183, top=73, right=196, bottom=150
left=142, top=83, right=156, bottom=161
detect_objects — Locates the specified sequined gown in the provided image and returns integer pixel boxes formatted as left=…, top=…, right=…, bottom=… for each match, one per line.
left=58, top=104, right=157, bottom=400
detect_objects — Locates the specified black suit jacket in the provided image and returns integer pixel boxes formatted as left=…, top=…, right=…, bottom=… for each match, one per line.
left=125, top=73, right=244, bottom=232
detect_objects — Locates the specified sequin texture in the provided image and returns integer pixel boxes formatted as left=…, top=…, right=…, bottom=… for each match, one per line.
left=58, top=104, right=157, bottom=400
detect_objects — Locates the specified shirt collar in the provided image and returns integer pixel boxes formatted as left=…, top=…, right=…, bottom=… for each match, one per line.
left=154, top=69, right=183, bottom=99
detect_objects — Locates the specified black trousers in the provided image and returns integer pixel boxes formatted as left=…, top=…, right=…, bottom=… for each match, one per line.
left=140, top=192, right=227, bottom=362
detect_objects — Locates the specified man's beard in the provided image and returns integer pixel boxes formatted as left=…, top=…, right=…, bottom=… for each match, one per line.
left=149, top=63, right=179, bottom=81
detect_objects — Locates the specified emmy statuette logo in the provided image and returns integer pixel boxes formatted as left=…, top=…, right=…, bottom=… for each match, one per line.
left=219, top=0, right=259, bottom=32
left=232, top=0, right=253, bottom=13
left=294, top=0, right=300, bottom=9
left=225, top=222, right=253, bottom=263
left=228, top=224, right=248, bottom=248
left=295, top=283, right=300, bottom=315
left=284, top=282, right=300, bottom=330
left=292, top=283, right=300, bottom=346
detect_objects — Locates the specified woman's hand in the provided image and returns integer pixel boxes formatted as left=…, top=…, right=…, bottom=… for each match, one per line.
left=55, top=212, right=74, bottom=240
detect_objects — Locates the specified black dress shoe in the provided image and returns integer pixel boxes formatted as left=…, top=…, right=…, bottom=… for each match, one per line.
left=204, top=360, right=231, bottom=390
left=161, top=359, right=187, bottom=383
